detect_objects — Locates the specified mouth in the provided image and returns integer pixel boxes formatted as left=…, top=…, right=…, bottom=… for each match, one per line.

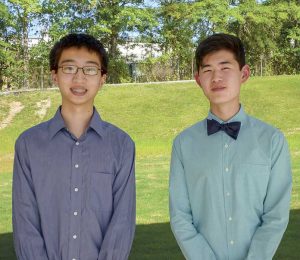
left=211, top=86, right=226, bottom=92
left=70, top=87, right=87, bottom=96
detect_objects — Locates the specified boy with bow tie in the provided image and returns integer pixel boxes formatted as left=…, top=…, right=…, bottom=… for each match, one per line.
left=169, top=33, right=292, bottom=260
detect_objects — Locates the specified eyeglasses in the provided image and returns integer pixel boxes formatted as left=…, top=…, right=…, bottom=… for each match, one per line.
left=58, top=65, right=105, bottom=76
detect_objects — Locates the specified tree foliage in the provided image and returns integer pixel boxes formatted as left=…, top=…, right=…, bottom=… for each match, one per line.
left=0, top=0, right=299, bottom=88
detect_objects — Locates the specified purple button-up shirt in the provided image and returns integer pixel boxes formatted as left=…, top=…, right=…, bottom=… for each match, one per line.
left=13, top=107, right=135, bottom=260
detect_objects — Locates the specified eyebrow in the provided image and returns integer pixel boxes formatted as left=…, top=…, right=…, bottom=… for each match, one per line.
left=60, top=59, right=100, bottom=66
left=200, top=60, right=232, bottom=69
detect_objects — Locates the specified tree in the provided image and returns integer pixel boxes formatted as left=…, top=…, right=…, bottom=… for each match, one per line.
left=269, top=0, right=300, bottom=74
left=0, top=0, right=299, bottom=89
left=39, top=0, right=157, bottom=83
left=0, top=2, right=12, bottom=90
left=89, top=0, right=157, bottom=82
left=5, top=0, right=42, bottom=88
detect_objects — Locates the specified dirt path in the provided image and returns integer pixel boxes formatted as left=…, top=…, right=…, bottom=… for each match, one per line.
left=286, top=128, right=300, bottom=135
left=35, top=98, right=51, bottom=119
left=0, top=101, right=24, bottom=130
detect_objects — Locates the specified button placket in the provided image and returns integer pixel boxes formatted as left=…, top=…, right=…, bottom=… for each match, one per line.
left=223, top=134, right=234, bottom=254
left=68, top=141, right=82, bottom=260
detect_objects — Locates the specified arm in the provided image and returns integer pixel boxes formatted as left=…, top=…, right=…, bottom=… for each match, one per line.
left=169, top=138, right=217, bottom=260
left=98, top=138, right=136, bottom=260
left=246, top=132, right=292, bottom=260
left=12, top=136, right=49, bottom=260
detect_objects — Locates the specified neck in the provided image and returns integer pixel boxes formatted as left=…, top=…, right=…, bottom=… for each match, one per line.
left=210, top=103, right=240, bottom=122
left=61, top=104, right=94, bottom=139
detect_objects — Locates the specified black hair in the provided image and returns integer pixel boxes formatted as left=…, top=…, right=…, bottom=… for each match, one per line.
left=49, top=33, right=108, bottom=74
left=195, top=33, right=246, bottom=71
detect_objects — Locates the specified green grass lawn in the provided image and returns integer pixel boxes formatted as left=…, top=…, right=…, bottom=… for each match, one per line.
left=0, top=75, right=299, bottom=259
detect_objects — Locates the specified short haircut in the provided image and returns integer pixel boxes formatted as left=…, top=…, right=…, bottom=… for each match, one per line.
left=49, top=33, right=108, bottom=74
left=195, top=33, right=246, bottom=71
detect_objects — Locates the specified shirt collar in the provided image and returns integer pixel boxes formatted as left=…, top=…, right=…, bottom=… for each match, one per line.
left=89, top=108, right=105, bottom=137
left=207, top=104, right=247, bottom=126
left=49, top=106, right=105, bottom=140
left=49, top=107, right=66, bottom=139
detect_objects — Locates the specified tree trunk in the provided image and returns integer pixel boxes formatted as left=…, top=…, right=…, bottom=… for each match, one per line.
left=23, top=13, right=30, bottom=89
left=109, top=33, right=118, bottom=60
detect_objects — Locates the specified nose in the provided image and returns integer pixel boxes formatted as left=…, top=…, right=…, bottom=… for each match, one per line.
left=212, top=70, right=222, bottom=83
left=73, top=68, right=86, bottom=81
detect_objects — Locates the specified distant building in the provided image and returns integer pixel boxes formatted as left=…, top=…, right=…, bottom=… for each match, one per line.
left=119, top=42, right=162, bottom=62
left=119, top=42, right=162, bottom=81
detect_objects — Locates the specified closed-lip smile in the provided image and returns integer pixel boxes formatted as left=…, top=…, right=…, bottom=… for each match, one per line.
left=211, top=86, right=226, bottom=92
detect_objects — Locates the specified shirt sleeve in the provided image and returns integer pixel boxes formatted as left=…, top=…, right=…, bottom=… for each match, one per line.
left=169, top=137, right=217, bottom=260
left=98, top=137, right=136, bottom=260
left=246, top=132, right=292, bottom=260
left=12, top=136, right=49, bottom=260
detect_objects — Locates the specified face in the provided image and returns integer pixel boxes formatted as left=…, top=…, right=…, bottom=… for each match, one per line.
left=51, top=47, right=106, bottom=109
left=195, top=49, right=250, bottom=111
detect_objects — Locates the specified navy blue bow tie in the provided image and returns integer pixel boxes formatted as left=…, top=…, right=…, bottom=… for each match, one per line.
left=207, top=119, right=241, bottom=140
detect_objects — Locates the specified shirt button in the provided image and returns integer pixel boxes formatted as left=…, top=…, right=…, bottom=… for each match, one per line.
left=226, top=192, right=230, bottom=196
left=229, top=217, right=232, bottom=221
left=75, top=141, right=80, bottom=146
left=230, top=240, right=234, bottom=245
left=225, top=144, right=228, bottom=148
left=72, top=258, right=76, bottom=260
left=225, top=167, right=229, bottom=172
left=74, top=187, right=79, bottom=192
left=74, top=211, right=78, bottom=216
left=73, top=235, right=77, bottom=239
left=75, top=164, right=79, bottom=168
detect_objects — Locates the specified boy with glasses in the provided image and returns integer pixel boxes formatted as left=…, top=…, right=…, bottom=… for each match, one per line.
left=169, top=33, right=292, bottom=260
left=13, top=33, right=135, bottom=260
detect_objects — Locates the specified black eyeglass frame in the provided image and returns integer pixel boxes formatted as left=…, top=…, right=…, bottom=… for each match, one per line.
left=57, top=65, right=106, bottom=76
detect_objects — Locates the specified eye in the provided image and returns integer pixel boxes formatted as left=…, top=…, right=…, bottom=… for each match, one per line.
left=63, top=65, right=76, bottom=73
left=222, top=67, right=230, bottom=70
left=84, top=66, right=98, bottom=75
left=203, top=69, right=212, bottom=73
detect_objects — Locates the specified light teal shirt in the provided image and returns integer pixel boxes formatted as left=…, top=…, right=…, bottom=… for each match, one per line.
left=169, top=106, right=292, bottom=260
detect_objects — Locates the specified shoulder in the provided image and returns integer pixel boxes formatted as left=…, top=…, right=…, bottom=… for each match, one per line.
left=100, top=120, right=135, bottom=148
left=245, top=115, right=289, bottom=156
left=173, top=119, right=206, bottom=146
left=15, top=120, right=51, bottom=148
left=246, top=115, right=284, bottom=140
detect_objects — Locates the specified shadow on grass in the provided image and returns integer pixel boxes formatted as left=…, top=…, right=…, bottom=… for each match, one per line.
left=1, top=209, right=299, bottom=260
left=0, top=231, right=16, bottom=260
left=129, top=222, right=184, bottom=260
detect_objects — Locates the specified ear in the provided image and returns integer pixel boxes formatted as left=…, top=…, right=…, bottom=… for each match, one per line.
left=51, top=70, right=58, bottom=86
left=241, top=65, right=250, bottom=83
left=99, top=74, right=107, bottom=88
left=97, top=74, right=107, bottom=91
left=194, top=72, right=202, bottom=87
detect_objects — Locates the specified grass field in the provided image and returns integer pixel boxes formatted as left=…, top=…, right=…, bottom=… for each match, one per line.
left=0, top=75, right=300, bottom=259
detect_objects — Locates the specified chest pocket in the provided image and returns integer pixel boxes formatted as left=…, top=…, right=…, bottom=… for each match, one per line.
left=237, top=163, right=270, bottom=207
left=88, top=171, right=113, bottom=215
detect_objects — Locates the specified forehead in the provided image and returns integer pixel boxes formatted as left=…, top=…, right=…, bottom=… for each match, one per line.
left=59, top=47, right=101, bottom=65
left=202, top=49, right=237, bottom=65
